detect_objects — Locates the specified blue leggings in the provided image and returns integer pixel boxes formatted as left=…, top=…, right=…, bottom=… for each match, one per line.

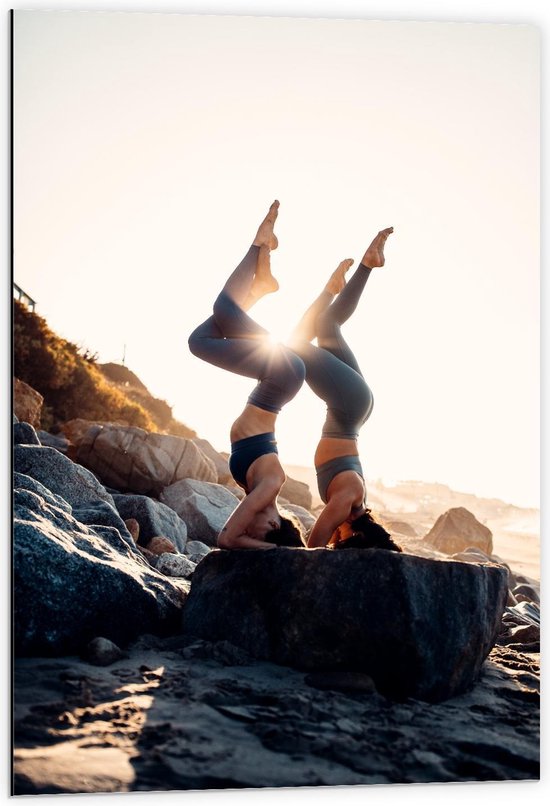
left=188, top=245, right=305, bottom=414
left=290, top=264, right=374, bottom=438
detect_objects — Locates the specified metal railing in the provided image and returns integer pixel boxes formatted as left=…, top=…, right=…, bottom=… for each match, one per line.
left=13, top=283, right=36, bottom=312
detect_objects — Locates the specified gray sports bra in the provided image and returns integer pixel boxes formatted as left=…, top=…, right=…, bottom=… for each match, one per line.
left=315, top=454, right=365, bottom=506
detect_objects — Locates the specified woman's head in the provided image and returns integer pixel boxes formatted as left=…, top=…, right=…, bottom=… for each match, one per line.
left=333, top=509, right=402, bottom=552
left=264, top=509, right=306, bottom=547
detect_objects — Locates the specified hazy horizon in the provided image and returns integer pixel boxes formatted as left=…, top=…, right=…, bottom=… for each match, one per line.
left=13, top=11, right=540, bottom=509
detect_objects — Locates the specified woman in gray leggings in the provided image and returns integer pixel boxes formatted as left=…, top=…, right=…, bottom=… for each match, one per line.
left=188, top=201, right=306, bottom=550
left=289, top=227, right=402, bottom=551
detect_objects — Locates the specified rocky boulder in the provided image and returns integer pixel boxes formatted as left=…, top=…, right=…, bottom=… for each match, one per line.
left=14, top=481, right=187, bottom=655
left=37, top=430, right=70, bottom=454
left=280, top=476, right=312, bottom=510
left=156, top=553, right=196, bottom=579
left=71, top=500, right=137, bottom=551
left=160, top=479, right=239, bottom=547
left=182, top=548, right=508, bottom=703
left=184, top=540, right=211, bottom=564
left=60, top=418, right=97, bottom=449
left=14, top=444, right=115, bottom=508
left=13, top=422, right=41, bottom=446
left=424, top=507, right=493, bottom=555
left=83, top=637, right=128, bottom=667
left=279, top=501, right=315, bottom=535
left=512, top=583, right=540, bottom=605
left=384, top=520, right=418, bottom=537
left=192, top=438, right=232, bottom=484
left=13, top=378, right=43, bottom=428
left=112, top=493, right=188, bottom=552
left=75, top=424, right=217, bottom=496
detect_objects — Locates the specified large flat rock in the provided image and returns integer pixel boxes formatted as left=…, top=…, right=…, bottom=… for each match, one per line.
left=182, top=548, right=508, bottom=702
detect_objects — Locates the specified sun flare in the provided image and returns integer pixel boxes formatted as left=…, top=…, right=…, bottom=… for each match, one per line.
left=267, top=327, right=292, bottom=346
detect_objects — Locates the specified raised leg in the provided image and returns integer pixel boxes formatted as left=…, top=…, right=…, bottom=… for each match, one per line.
left=325, top=227, right=392, bottom=326
left=316, top=227, right=393, bottom=371
left=289, top=259, right=354, bottom=344
left=220, top=201, right=280, bottom=309
left=211, top=201, right=281, bottom=338
left=243, top=245, right=279, bottom=310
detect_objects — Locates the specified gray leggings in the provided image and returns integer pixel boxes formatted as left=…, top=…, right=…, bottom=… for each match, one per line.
left=290, top=264, right=374, bottom=438
left=188, top=246, right=305, bottom=413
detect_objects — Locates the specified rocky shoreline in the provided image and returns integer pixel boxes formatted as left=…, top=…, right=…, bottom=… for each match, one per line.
left=12, top=379, right=540, bottom=793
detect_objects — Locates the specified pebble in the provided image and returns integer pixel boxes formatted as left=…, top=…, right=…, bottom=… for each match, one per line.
left=83, top=637, right=127, bottom=667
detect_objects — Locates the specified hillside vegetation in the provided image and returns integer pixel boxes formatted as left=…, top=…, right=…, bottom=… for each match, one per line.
left=13, top=300, right=196, bottom=438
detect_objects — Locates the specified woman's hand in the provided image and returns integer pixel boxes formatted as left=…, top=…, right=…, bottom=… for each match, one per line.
left=218, top=531, right=277, bottom=550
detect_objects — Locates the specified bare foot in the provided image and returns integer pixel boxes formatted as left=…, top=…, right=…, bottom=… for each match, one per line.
left=325, top=258, right=354, bottom=295
left=252, top=244, right=279, bottom=297
left=253, top=200, right=279, bottom=250
left=361, top=227, right=394, bottom=268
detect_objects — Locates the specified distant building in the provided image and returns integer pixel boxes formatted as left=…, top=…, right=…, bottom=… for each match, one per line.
left=13, top=283, right=36, bottom=312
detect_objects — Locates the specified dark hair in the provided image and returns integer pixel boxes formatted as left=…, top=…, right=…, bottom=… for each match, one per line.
left=264, top=511, right=306, bottom=547
left=334, top=508, right=402, bottom=552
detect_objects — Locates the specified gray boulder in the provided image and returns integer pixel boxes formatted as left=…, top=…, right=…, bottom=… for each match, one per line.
left=424, top=507, right=493, bottom=555
left=512, top=583, right=540, bottom=604
left=184, top=540, right=211, bottom=562
left=14, top=472, right=72, bottom=515
left=280, top=476, right=312, bottom=510
left=160, top=479, right=240, bottom=547
left=156, top=553, right=196, bottom=579
left=192, top=438, right=232, bottom=484
left=279, top=501, right=315, bottom=535
left=112, top=493, right=188, bottom=552
left=182, top=548, right=508, bottom=703
left=75, top=424, right=217, bottom=496
left=37, top=430, right=70, bottom=454
left=72, top=500, right=137, bottom=552
left=13, top=422, right=41, bottom=446
left=14, top=486, right=187, bottom=655
left=14, top=444, right=115, bottom=508
left=83, top=637, right=128, bottom=666
left=503, top=601, right=540, bottom=627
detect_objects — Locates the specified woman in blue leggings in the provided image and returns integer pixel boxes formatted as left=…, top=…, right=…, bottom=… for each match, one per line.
left=188, top=201, right=306, bottom=550
left=289, top=227, right=402, bottom=551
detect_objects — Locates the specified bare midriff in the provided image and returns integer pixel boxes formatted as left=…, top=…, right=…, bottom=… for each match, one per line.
left=314, top=436, right=360, bottom=467
left=230, top=404, right=278, bottom=442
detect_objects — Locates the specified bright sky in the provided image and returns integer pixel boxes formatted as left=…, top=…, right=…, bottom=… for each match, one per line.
left=13, top=9, right=539, bottom=508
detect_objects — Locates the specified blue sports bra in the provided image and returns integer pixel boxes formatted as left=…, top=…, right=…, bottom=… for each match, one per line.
left=229, top=432, right=278, bottom=491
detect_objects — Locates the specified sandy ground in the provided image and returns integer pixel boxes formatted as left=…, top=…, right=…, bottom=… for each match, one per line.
left=13, top=636, right=539, bottom=794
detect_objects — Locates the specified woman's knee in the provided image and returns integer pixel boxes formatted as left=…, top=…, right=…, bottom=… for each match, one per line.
left=316, top=308, right=336, bottom=335
left=212, top=292, right=228, bottom=321
left=188, top=320, right=214, bottom=357
left=188, top=328, right=202, bottom=357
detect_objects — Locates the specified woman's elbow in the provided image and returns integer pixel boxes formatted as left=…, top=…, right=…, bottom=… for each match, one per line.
left=217, top=531, right=234, bottom=549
